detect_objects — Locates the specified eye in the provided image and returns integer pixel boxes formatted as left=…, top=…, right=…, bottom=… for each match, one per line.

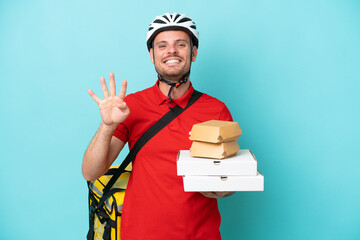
left=158, top=44, right=166, bottom=49
left=178, top=43, right=186, bottom=47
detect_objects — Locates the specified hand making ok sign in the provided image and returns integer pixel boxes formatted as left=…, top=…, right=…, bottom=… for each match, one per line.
left=88, top=72, right=130, bottom=126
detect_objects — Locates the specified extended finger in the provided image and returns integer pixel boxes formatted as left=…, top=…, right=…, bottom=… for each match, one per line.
left=88, top=89, right=101, bottom=104
left=100, top=77, right=109, bottom=98
left=109, top=72, right=116, bottom=97
left=118, top=80, right=127, bottom=100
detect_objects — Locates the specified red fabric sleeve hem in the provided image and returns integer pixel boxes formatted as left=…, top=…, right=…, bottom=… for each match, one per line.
left=113, top=127, right=129, bottom=143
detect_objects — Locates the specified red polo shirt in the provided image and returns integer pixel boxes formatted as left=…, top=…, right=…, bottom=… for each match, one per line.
left=114, top=81, right=232, bottom=240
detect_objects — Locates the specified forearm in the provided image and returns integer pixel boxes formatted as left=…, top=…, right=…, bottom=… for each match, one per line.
left=82, top=122, right=120, bottom=181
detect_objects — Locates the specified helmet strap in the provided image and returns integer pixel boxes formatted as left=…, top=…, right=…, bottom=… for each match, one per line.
left=158, top=71, right=190, bottom=109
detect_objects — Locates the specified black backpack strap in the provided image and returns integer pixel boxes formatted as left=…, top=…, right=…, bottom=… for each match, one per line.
left=99, top=90, right=202, bottom=201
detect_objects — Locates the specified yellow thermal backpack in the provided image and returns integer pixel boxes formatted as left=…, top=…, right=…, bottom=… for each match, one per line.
left=87, top=163, right=132, bottom=240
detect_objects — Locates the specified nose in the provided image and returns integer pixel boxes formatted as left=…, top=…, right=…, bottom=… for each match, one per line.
left=167, top=44, right=178, bottom=54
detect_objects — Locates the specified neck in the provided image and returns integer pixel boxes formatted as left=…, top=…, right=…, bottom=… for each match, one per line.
left=158, top=80, right=191, bottom=100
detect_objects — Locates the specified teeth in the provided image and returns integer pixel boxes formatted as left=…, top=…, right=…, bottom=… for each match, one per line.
left=166, top=59, right=180, bottom=64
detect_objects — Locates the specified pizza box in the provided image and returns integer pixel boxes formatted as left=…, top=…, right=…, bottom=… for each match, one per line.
left=189, top=120, right=242, bottom=143
left=182, top=171, right=264, bottom=192
left=177, top=150, right=257, bottom=176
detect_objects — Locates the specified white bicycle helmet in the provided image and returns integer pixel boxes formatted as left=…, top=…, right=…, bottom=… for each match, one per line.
left=146, top=13, right=199, bottom=51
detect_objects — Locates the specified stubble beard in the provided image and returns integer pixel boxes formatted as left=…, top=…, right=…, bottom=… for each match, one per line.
left=155, top=64, right=190, bottom=83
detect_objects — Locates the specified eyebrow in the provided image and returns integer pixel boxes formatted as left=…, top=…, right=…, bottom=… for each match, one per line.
left=155, top=39, right=189, bottom=45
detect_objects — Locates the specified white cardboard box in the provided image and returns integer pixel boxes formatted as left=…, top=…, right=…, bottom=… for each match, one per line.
left=182, top=171, right=264, bottom=192
left=177, top=150, right=258, bottom=176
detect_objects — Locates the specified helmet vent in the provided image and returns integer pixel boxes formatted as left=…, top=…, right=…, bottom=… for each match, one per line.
left=163, top=14, right=170, bottom=22
left=153, top=19, right=166, bottom=24
left=173, top=14, right=181, bottom=21
left=177, top=17, right=192, bottom=23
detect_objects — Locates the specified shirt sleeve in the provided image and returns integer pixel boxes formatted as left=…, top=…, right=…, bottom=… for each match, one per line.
left=113, top=122, right=129, bottom=143
left=218, top=103, right=233, bottom=121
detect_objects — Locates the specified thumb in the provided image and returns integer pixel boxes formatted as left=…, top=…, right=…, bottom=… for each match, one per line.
left=117, top=102, right=127, bottom=109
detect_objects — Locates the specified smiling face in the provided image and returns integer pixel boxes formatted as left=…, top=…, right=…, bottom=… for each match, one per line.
left=150, top=30, right=198, bottom=82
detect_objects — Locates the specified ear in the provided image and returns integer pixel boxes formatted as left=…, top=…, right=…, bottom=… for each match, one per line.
left=191, top=46, right=198, bottom=62
left=150, top=48, right=154, bottom=64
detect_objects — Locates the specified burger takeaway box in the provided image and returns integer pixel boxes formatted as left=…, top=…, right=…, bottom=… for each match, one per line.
left=189, top=120, right=242, bottom=143
left=190, top=140, right=240, bottom=159
left=189, top=120, right=242, bottom=159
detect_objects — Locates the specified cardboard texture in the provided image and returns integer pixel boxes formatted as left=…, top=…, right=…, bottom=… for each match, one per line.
left=182, top=171, right=264, bottom=192
left=189, top=120, right=242, bottom=143
left=177, top=150, right=257, bottom=176
left=178, top=120, right=264, bottom=192
left=190, top=140, right=240, bottom=159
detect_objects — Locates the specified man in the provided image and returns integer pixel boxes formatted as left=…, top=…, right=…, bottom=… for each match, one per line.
left=83, top=13, right=234, bottom=240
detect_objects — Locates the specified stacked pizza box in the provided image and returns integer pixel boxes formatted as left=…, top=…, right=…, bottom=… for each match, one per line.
left=177, top=120, right=264, bottom=192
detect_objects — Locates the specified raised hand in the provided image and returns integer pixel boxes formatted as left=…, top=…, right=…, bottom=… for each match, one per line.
left=88, top=72, right=130, bottom=126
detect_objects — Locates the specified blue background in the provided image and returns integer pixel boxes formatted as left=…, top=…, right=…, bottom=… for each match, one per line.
left=1, top=0, right=359, bottom=239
